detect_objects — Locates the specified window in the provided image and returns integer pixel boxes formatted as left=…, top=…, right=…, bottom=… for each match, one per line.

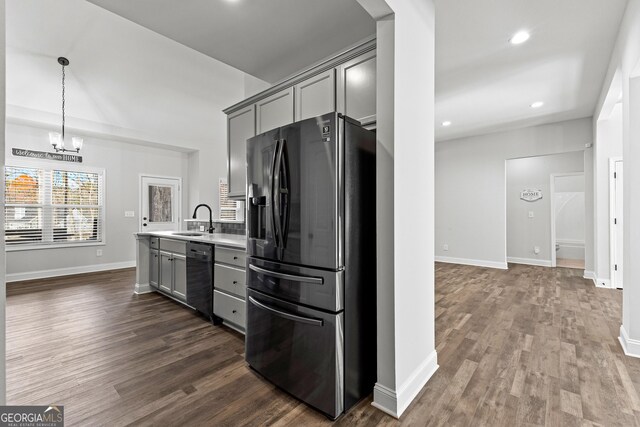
left=5, top=164, right=104, bottom=248
left=218, top=178, right=244, bottom=222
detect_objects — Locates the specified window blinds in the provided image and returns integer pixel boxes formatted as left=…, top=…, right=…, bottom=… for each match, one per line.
left=5, top=165, right=104, bottom=246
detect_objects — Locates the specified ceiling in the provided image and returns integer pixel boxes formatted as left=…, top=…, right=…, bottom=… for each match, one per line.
left=23, top=0, right=630, bottom=143
left=86, top=0, right=376, bottom=84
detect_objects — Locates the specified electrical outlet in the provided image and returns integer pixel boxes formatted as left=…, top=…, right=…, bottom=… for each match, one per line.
left=124, top=211, right=135, bottom=217
left=528, top=211, right=534, bottom=218
left=199, top=225, right=205, bottom=232
left=534, top=246, right=540, bottom=254
left=443, top=244, right=449, bottom=251
left=96, top=249, right=103, bottom=257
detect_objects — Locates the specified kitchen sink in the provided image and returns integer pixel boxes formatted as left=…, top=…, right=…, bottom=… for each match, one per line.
left=172, top=232, right=205, bottom=237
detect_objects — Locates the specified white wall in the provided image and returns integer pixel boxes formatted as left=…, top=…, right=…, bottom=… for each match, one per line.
left=435, top=118, right=592, bottom=269
left=506, top=152, right=584, bottom=264
left=5, top=123, right=189, bottom=281
left=594, top=0, right=640, bottom=355
left=6, top=0, right=268, bottom=218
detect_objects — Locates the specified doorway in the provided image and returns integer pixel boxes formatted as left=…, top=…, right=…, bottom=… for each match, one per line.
left=550, top=173, right=585, bottom=269
left=610, top=159, right=623, bottom=288
left=139, top=175, right=182, bottom=232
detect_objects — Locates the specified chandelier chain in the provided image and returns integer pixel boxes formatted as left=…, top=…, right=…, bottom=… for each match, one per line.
left=61, top=62, right=65, bottom=140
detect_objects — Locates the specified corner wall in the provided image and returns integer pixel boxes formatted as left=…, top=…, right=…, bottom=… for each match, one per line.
left=435, top=118, right=593, bottom=269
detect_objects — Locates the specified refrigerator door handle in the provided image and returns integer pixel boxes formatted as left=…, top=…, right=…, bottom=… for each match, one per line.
left=280, top=138, right=291, bottom=246
left=270, top=139, right=281, bottom=248
left=249, top=263, right=324, bottom=285
left=273, top=139, right=284, bottom=250
left=248, top=296, right=324, bottom=327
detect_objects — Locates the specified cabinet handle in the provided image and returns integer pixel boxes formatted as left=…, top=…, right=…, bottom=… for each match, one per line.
left=232, top=309, right=237, bottom=314
left=233, top=281, right=238, bottom=284
left=233, top=256, right=238, bottom=260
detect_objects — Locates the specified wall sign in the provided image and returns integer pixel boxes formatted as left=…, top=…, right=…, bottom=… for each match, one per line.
left=520, top=189, right=542, bottom=202
left=12, top=148, right=82, bottom=163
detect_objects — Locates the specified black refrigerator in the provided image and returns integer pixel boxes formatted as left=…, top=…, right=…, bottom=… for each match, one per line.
left=245, top=112, right=376, bottom=419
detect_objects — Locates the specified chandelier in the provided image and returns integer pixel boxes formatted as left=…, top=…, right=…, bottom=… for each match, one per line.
left=49, top=57, right=83, bottom=153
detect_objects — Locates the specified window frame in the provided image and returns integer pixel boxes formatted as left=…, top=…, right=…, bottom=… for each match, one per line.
left=218, top=177, right=244, bottom=223
left=5, top=159, right=107, bottom=252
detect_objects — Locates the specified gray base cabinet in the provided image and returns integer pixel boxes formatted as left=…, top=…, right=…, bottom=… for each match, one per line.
left=157, top=239, right=187, bottom=302
left=149, top=249, right=159, bottom=289
left=213, top=246, right=247, bottom=332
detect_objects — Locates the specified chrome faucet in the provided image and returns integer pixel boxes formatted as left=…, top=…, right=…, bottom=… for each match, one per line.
left=192, top=204, right=214, bottom=234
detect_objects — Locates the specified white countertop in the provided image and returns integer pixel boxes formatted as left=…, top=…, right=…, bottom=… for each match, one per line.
left=136, top=230, right=246, bottom=249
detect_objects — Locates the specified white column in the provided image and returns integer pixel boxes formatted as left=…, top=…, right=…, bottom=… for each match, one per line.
left=357, top=0, right=438, bottom=417
left=0, top=0, right=7, bottom=405
left=620, top=73, right=640, bottom=356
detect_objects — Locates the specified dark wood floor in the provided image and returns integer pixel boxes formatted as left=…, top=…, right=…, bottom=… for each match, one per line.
left=7, top=264, right=640, bottom=426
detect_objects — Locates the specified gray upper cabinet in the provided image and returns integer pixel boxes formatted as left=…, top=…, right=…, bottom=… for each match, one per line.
left=337, top=50, right=376, bottom=125
left=256, top=88, right=294, bottom=134
left=227, top=105, right=256, bottom=199
left=294, top=69, right=336, bottom=122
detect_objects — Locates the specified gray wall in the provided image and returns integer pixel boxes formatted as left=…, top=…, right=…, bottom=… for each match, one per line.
left=506, top=152, right=584, bottom=263
left=5, top=123, right=189, bottom=280
left=435, top=117, right=593, bottom=269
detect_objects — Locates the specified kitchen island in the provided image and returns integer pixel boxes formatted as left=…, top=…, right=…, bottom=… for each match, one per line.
left=134, top=231, right=247, bottom=332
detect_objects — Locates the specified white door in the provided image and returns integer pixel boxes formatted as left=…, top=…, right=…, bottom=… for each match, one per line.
left=140, top=176, right=181, bottom=232
left=612, top=161, right=624, bottom=288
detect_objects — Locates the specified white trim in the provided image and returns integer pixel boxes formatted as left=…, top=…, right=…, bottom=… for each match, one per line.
left=610, top=158, right=623, bottom=289
left=134, top=283, right=153, bottom=294
left=435, top=256, right=508, bottom=270
left=372, top=350, right=439, bottom=418
left=619, top=325, right=640, bottom=358
left=583, top=270, right=597, bottom=286
left=6, top=241, right=106, bottom=252
left=6, top=260, right=135, bottom=282
left=507, top=257, right=553, bottom=267
left=555, top=238, right=585, bottom=246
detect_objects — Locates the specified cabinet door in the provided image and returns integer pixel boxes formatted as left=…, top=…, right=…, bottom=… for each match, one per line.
left=337, top=51, right=376, bottom=125
left=149, top=249, right=159, bottom=288
left=172, top=254, right=187, bottom=301
left=228, top=105, right=256, bottom=199
left=159, top=252, right=173, bottom=293
left=294, top=69, right=335, bottom=122
left=256, top=88, right=294, bottom=134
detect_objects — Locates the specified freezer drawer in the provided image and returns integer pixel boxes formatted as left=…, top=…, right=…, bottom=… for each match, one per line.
left=246, top=289, right=344, bottom=419
left=247, top=257, right=343, bottom=312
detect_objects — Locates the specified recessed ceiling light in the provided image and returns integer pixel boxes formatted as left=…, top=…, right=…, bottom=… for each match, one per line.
left=509, top=31, right=530, bottom=45
left=530, top=101, right=544, bottom=108
left=442, top=121, right=452, bottom=127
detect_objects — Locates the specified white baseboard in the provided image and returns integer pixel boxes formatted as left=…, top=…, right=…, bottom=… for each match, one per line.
left=435, top=256, right=507, bottom=270
left=372, top=350, right=439, bottom=418
left=583, top=271, right=613, bottom=288
left=619, top=325, right=640, bottom=358
left=134, top=283, right=153, bottom=294
left=7, top=261, right=136, bottom=283
left=507, top=257, right=552, bottom=267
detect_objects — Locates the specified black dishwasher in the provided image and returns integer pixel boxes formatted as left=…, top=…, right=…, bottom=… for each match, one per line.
left=186, top=242, right=214, bottom=320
